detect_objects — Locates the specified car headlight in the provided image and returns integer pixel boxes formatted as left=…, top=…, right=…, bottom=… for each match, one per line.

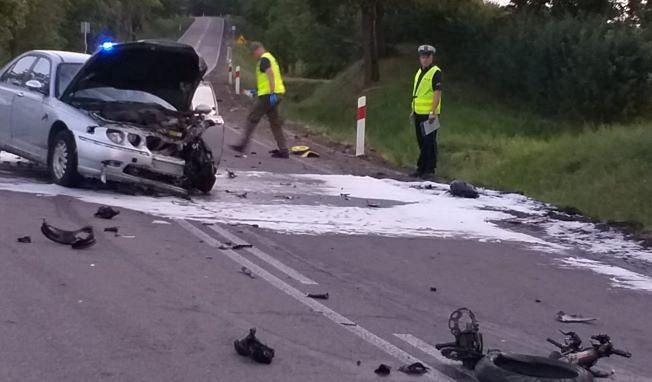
left=106, top=129, right=125, bottom=144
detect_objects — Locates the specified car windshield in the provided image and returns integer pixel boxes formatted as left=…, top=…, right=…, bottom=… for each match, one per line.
left=57, top=63, right=83, bottom=97
left=69, top=87, right=176, bottom=110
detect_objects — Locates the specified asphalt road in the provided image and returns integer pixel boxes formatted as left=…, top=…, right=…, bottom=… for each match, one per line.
left=0, top=17, right=651, bottom=382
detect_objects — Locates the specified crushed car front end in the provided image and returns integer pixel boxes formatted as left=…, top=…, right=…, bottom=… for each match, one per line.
left=61, top=40, right=223, bottom=195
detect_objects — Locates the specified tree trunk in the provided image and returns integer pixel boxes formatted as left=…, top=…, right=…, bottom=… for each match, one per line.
left=376, top=0, right=386, bottom=58
left=361, top=0, right=380, bottom=85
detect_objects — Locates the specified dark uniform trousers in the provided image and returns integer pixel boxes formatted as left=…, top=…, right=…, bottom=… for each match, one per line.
left=414, top=113, right=438, bottom=175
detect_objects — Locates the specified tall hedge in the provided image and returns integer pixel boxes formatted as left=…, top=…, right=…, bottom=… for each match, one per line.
left=479, top=16, right=652, bottom=122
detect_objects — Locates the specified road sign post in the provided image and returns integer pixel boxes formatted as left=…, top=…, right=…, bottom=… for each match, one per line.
left=356, top=96, right=367, bottom=157
left=235, top=66, right=241, bottom=95
left=81, top=21, right=90, bottom=53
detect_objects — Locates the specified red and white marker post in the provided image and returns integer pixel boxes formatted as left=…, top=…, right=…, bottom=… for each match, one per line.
left=235, top=66, right=241, bottom=95
left=356, top=96, right=367, bottom=157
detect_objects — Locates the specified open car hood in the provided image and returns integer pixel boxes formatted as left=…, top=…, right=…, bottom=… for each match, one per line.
left=61, top=40, right=207, bottom=112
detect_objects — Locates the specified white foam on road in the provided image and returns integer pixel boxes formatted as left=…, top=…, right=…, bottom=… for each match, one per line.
left=1, top=170, right=651, bottom=291
left=0, top=151, right=30, bottom=164
left=559, top=257, right=652, bottom=292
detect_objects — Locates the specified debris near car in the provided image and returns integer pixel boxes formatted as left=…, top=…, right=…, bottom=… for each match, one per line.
left=227, top=170, right=237, bottom=179
left=104, top=227, right=119, bottom=234
left=435, top=307, right=484, bottom=369
left=234, top=328, right=275, bottom=364
left=95, top=206, right=120, bottom=220
left=306, top=292, right=329, bottom=300
left=547, top=332, right=631, bottom=378
left=374, top=364, right=391, bottom=375
left=240, top=266, right=256, bottom=279
left=220, top=242, right=253, bottom=250
left=17, top=236, right=31, bottom=243
left=225, top=190, right=248, bottom=198
left=435, top=307, right=631, bottom=381
left=398, top=362, right=429, bottom=375
left=557, top=311, right=598, bottom=324
left=449, top=180, right=480, bottom=199
left=41, top=221, right=96, bottom=249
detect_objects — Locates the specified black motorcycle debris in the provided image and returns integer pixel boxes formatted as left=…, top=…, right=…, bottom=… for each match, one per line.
left=234, top=328, right=275, bottom=364
left=41, top=221, right=96, bottom=250
left=95, top=206, right=120, bottom=220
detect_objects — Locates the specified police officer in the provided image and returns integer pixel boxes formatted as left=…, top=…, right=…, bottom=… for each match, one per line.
left=410, top=44, right=442, bottom=179
left=231, top=42, right=289, bottom=158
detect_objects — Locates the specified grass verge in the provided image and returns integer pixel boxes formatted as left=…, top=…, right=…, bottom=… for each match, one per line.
left=233, top=47, right=652, bottom=230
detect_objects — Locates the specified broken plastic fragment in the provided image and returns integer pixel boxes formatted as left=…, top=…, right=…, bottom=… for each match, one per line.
left=240, top=266, right=256, bottom=279
left=449, top=180, right=480, bottom=199
left=374, top=364, right=391, bottom=375
left=307, top=293, right=329, bottom=300
left=556, top=311, right=598, bottom=323
left=398, top=362, right=429, bottom=375
left=95, top=206, right=120, bottom=219
left=17, top=236, right=31, bottom=243
left=234, top=328, right=275, bottom=364
left=104, top=227, right=119, bottom=233
left=41, top=221, right=96, bottom=250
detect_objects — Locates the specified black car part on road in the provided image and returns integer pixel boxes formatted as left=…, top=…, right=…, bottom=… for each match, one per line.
left=41, top=221, right=96, bottom=249
left=234, top=328, right=275, bottom=364
left=475, top=351, right=594, bottom=382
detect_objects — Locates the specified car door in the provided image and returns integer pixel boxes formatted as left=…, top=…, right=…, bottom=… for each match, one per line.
left=10, top=56, right=52, bottom=160
left=0, top=55, right=37, bottom=146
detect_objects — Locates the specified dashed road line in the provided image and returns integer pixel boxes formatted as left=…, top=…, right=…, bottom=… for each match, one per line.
left=207, top=224, right=318, bottom=285
left=178, top=219, right=454, bottom=382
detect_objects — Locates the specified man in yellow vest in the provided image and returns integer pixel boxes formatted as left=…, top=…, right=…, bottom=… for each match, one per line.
left=410, top=44, right=442, bottom=179
left=231, top=42, right=289, bottom=158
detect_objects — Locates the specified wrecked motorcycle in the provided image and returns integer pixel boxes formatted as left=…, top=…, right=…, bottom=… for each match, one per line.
left=436, top=308, right=632, bottom=381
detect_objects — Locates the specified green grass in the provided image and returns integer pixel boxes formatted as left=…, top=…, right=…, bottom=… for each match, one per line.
left=233, top=48, right=652, bottom=229
left=137, top=15, right=193, bottom=41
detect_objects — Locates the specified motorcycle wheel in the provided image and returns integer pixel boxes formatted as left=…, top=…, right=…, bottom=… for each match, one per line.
left=475, top=351, right=594, bottom=382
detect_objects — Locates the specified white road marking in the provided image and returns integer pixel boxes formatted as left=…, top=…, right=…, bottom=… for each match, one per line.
left=394, top=334, right=477, bottom=379
left=207, top=224, right=318, bottom=285
left=178, top=219, right=454, bottom=382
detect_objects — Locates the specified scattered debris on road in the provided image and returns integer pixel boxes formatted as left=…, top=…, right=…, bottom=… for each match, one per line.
left=17, top=236, right=31, bottom=243
left=104, top=227, right=119, bottom=233
left=536, top=299, right=542, bottom=303
left=41, top=221, right=96, bottom=249
left=152, top=220, right=171, bottom=225
left=307, top=292, right=329, bottom=300
left=94, top=206, right=120, bottom=219
left=220, top=242, right=254, bottom=250
left=280, top=182, right=292, bottom=186
left=341, top=322, right=357, bottom=327
left=234, top=328, right=275, bottom=364
left=340, top=193, right=351, bottom=201
left=290, top=145, right=321, bottom=158
left=556, top=311, right=598, bottom=323
left=225, top=190, right=248, bottom=198
left=227, top=170, right=237, bottom=179
left=118, top=235, right=136, bottom=239
left=240, top=267, right=256, bottom=279
left=235, top=154, right=248, bottom=158
left=449, top=180, right=480, bottom=199
left=366, top=201, right=381, bottom=208
left=430, top=287, right=437, bottom=292
left=398, top=362, right=429, bottom=375
left=374, top=364, right=391, bottom=375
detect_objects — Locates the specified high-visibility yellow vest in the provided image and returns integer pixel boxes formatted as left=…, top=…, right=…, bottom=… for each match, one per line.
left=256, top=52, right=286, bottom=96
left=412, top=65, right=441, bottom=115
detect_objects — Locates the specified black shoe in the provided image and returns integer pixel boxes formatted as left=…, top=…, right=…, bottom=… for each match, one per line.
left=271, top=149, right=290, bottom=159
left=229, top=144, right=245, bottom=153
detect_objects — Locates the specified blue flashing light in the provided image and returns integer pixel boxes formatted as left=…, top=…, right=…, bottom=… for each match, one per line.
left=101, top=42, right=115, bottom=51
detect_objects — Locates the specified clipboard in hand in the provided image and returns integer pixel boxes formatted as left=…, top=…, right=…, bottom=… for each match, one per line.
left=421, top=118, right=440, bottom=136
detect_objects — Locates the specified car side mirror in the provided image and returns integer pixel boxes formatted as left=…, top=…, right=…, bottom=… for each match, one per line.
left=195, top=104, right=212, bottom=114
left=25, top=79, right=44, bottom=92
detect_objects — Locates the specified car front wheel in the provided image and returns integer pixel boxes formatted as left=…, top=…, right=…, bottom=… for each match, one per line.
left=49, top=130, right=80, bottom=187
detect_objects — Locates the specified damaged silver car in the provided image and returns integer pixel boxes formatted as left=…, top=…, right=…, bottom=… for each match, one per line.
left=0, top=41, right=224, bottom=195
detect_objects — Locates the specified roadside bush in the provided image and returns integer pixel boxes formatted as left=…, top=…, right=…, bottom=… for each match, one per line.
left=478, top=16, right=652, bottom=122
